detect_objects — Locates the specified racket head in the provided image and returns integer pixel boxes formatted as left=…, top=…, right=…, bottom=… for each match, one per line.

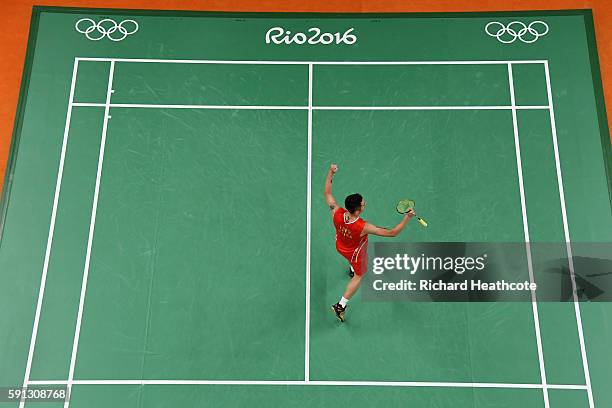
left=396, top=199, right=416, bottom=214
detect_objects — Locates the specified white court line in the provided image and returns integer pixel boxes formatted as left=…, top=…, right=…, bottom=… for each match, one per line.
left=304, top=64, right=313, bottom=382
left=315, top=105, right=550, bottom=110
left=18, top=59, right=80, bottom=408
left=64, top=61, right=116, bottom=408
left=544, top=61, right=595, bottom=408
left=71, top=102, right=550, bottom=111
left=73, top=103, right=306, bottom=110
left=507, top=63, right=550, bottom=408
left=76, top=57, right=548, bottom=65
left=26, top=379, right=588, bottom=390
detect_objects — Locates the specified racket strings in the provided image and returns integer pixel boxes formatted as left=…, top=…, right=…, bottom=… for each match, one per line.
left=396, top=198, right=428, bottom=227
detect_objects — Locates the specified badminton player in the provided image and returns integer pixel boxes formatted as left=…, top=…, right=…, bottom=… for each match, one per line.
left=324, top=164, right=415, bottom=322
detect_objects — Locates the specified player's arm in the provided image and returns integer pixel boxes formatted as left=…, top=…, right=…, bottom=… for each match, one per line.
left=362, top=210, right=414, bottom=237
left=324, top=164, right=339, bottom=214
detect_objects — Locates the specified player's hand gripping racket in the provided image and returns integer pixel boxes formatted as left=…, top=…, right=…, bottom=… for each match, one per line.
left=396, top=199, right=428, bottom=227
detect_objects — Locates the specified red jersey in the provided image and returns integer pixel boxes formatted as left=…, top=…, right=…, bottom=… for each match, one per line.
left=333, top=208, right=368, bottom=252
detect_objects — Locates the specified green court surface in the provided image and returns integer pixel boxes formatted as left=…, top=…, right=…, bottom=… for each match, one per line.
left=1, top=7, right=611, bottom=408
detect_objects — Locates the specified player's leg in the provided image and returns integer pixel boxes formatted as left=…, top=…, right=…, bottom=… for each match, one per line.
left=332, top=249, right=367, bottom=322
left=343, top=273, right=363, bottom=299
left=332, top=274, right=363, bottom=322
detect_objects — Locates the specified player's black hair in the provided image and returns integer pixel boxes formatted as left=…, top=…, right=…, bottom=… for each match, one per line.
left=345, top=193, right=363, bottom=214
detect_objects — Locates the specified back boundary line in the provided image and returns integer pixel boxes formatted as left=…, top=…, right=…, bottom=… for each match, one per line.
left=75, top=58, right=547, bottom=65
left=72, top=103, right=551, bottom=110
left=26, top=380, right=587, bottom=390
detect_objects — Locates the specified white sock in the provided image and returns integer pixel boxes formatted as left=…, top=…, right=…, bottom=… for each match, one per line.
left=339, top=297, right=349, bottom=307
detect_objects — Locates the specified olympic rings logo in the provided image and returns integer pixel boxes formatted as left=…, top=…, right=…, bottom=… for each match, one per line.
left=485, top=21, right=549, bottom=44
left=75, top=18, right=139, bottom=42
